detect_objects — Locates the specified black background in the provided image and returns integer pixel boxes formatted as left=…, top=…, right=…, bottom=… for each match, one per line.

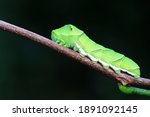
left=0, top=0, right=149, bottom=99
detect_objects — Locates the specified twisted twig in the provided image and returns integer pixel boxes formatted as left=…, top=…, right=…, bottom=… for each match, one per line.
left=0, top=20, right=150, bottom=87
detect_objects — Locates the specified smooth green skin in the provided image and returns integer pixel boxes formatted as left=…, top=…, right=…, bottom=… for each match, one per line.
left=51, top=24, right=150, bottom=96
left=118, top=84, right=150, bottom=96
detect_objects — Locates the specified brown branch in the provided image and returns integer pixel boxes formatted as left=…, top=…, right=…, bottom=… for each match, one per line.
left=0, top=20, right=150, bottom=87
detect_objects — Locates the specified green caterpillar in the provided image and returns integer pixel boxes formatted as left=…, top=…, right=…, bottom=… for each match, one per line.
left=51, top=24, right=150, bottom=96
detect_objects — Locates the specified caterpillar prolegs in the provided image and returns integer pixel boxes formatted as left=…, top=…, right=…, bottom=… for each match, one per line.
left=51, top=24, right=150, bottom=96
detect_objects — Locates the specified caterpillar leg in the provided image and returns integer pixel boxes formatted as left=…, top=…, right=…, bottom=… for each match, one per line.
left=63, top=44, right=69, bottom=48
left=110, top=66, right=121, bottom=74
left=55, top=39, right=69, bottom=48
left=87, top=54, right=98, bottom=62
left=59, top=39, right=65, bottom=45
left=118, top=83, right=150, bottom=96
left=74, top=42, right=87, bottom=56
left=98, top=60, right=109, bottom=69
left=79, top=49, right=87, bottom=56
left=73, top=46, right=79, bottom=51
left=56, top=40, right=60, bottom=44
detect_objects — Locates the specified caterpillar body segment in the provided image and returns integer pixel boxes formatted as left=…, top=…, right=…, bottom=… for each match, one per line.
left=51, top=24, right=140, bottom=78
left=50, top=24, right=150, bottom=96
left=75, top=33, right=140, bottom=78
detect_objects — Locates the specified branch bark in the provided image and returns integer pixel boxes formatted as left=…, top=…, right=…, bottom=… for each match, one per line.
left=0, top=20, right=150, bottom=87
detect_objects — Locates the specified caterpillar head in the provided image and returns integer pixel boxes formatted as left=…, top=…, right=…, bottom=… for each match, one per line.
left=51, top=24, right=83, bottom=48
